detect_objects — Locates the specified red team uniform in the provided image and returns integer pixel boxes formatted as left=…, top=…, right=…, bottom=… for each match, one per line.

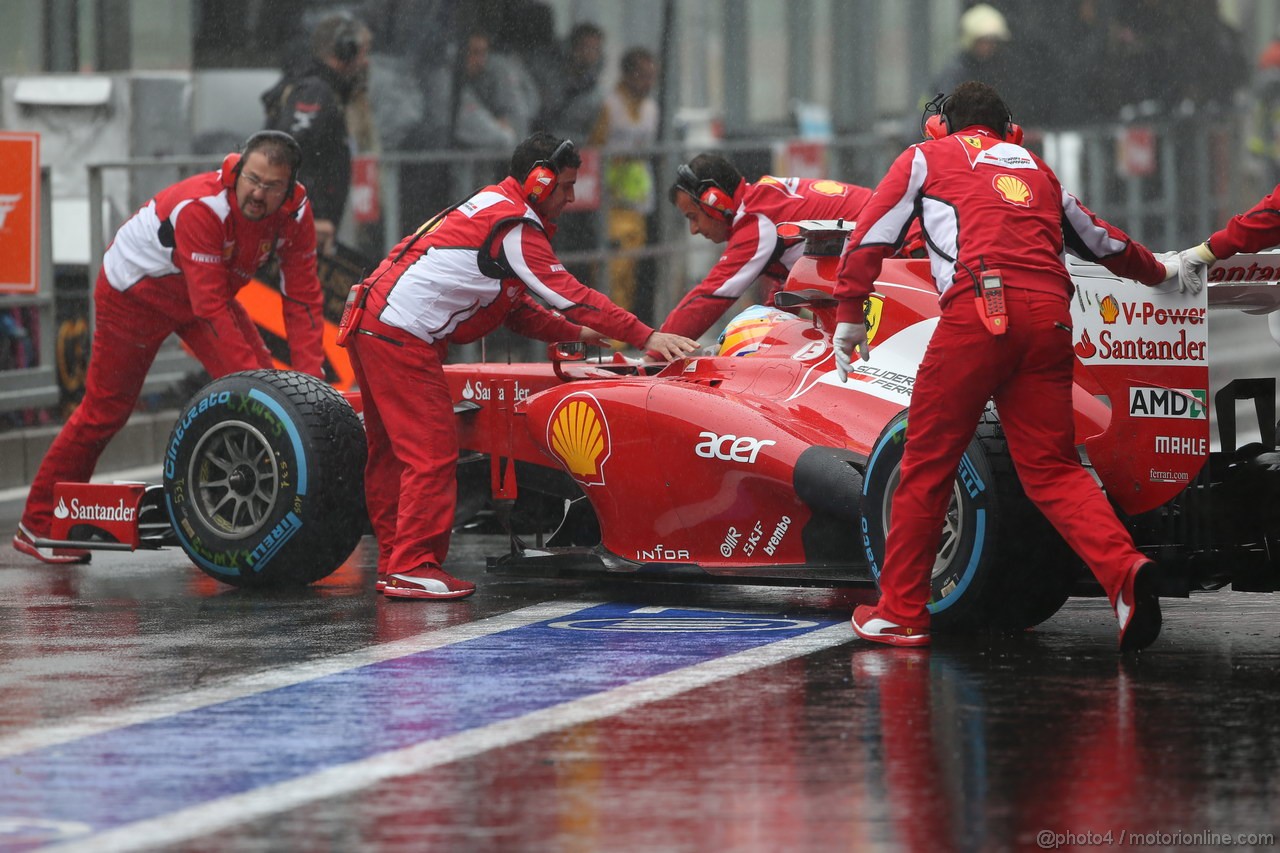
left=19, top=157, right=323, bottom=544
left=349, top=176, right=655, bottom=591
left=660, top=176, right=872, bottom=340
left=835, top=125, right=1168, bottom=642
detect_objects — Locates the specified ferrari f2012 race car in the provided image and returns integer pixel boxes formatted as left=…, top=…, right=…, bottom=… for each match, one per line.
left=38, top=223, right=1280, bottom=631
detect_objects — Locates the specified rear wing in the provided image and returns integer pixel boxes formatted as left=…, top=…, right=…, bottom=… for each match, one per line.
left=1202, top=253, right=1280, bottom=314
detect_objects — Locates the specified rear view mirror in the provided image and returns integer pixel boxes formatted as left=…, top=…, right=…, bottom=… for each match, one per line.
left=548, top=341, right=586, bottom=362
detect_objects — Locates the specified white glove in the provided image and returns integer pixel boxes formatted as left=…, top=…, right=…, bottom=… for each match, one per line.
left=1173, top=242, right=1216, bottom=295
left=832, top=321, right=869, bottom=382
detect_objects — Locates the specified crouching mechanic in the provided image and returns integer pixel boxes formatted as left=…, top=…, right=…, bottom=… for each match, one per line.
left=656, top=152, right=874, bottom=344
left=832, top=82, right=1184, bottom=651
left=14, top=130, right=324, bottom=564
left=345, top=132, right=698, bottom=600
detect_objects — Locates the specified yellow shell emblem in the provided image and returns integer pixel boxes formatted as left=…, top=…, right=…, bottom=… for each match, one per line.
left=1099, top=294, right=1120, bottom=324
left=811, top=179, right=847, bottom=196
left=993, top=174, right=1032, bottom=207
left=547, top=394, right=611, bottom=486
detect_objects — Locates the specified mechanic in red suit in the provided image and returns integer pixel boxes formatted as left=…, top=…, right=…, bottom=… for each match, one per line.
left=832, top=82, right=1181, bottom=651
left=1172, top=184, right=1280, bottom=294
left=13, top=131, right=324, bottom=565
left=657, top=152, right=874, bottom=342
left=345, top=132, right=698, bottom=600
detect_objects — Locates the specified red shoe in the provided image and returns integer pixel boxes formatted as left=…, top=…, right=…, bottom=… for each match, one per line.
left=375, top=575, right=388, bottom=592
left=1116, top=559, right=1161, bottom=652
left=12, top=523, right=91, bottom=565
left=383, top=565, right=475, bottom=600
left=851, top=605, right=930, bottom=647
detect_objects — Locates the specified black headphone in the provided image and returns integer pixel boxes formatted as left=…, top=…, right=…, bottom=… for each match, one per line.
left=522, top=138, right=576, bottom=205
left=224, top=130, right=304, bottom=204
left=675, top=163, right=737, bottom=221
left=332, top=12, right=362, bottom=64
left=921, top=92, right=1020, bottom=143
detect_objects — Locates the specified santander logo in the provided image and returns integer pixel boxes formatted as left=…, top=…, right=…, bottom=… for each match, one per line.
left=57, top=498, right=137, bottom=523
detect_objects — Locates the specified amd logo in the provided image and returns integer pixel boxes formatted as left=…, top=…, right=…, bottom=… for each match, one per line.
left=694, top=431, right=776, bottom=464
left=1129, top=387, right=1207, bottom=419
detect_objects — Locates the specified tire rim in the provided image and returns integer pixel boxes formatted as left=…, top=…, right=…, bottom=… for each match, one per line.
left=188, top=420, right=280, bottom=539
left=881, top=463, right=965, bottom=579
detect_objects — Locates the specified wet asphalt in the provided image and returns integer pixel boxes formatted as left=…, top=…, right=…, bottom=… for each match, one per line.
left=1, top=513, right=1278, bottom=853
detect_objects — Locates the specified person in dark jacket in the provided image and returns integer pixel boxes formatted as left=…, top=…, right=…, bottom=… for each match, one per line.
left=263, top=12, right=371, bottom=254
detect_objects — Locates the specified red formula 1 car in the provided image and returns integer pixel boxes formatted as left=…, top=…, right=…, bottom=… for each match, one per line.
left=39, top=223, right=1280, bottom=631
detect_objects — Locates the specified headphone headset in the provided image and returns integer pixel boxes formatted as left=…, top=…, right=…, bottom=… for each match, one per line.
left=921, top=92, right=1023, bottom=145
left=331, top=13, right=362, bottom=64
left=221, top=130, right=304, bottom=209
left=522, top=138, right=576, bottom=206
left=676, top=163, right=738, bottom=222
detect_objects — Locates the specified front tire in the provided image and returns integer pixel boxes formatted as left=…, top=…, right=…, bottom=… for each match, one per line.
left=163, top=370, right=367, bottom=587
left=860, top=408, right=1077, bottom=632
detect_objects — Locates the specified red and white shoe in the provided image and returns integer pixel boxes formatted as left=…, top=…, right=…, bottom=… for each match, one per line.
left=375, top=573, right=388, bottom=592
left=1116, top=559, right=1161, bottom=652
left=382, top=565, right=475, bottom=600
left=851, top=605, right=930, bottom=647
left=12, top=522, right=91, bottom=565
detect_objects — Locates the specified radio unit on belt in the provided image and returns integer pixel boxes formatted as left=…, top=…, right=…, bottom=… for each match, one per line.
left=974, top=270, right=1008, bottom=335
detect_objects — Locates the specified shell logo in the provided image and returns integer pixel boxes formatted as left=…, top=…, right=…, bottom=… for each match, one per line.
left=864, top=295, right=885, bottom=344
left=992, top=173, right=1032, bottom=207
left=1099, top=294, right=1120, bottom=324
left=811, top=179, right=847, bottom=196
left=546, top=393, right=611, bottom=486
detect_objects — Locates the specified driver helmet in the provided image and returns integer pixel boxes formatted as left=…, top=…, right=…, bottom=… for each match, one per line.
left=717, top=304, right=795, bottom=357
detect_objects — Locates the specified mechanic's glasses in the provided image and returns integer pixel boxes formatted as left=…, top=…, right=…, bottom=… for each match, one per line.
left=240, top=172, right=288, bottom=198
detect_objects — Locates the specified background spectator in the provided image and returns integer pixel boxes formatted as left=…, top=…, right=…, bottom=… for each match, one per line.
left=930, top=4, right=1015, bottom=104
left=543, top=22, right=607, bottom=139
left=262, top=12, right=372, bottom=255
left=591, top=46, right=660, bottom=317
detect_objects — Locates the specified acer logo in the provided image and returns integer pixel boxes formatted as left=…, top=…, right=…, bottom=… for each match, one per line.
left=694, top=431, right=776, bottom=463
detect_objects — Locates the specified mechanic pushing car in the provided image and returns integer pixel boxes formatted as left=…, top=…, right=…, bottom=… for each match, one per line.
left=831, top=81, right=1188, bottom=651
left=1172, top=183, right=1280, bottom=298
left=341, top=132, right=698, bottom=600
left=13, top=130, right=324, bottom=566
left=656, top=152, right=874, bottom=343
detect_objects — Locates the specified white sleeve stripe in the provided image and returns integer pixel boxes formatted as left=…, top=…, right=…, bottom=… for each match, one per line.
left=1062, top=189, right=1125, bottom=257
left=712, top=213, right=776, bottom=298
left=860, top=147, right=927, bottom=248
left=502, top=223, right=575, bottom=310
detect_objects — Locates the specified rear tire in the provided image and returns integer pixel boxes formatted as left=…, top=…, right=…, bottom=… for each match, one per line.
left=860, top=408, right=1078, bottom=632
left=163, top=370, right=367, bottom=588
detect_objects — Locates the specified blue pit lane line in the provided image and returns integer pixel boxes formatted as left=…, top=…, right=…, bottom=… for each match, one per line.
left=0, top=601, right=848, bottom=851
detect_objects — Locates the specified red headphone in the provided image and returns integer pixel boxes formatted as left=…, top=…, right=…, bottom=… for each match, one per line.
left=921, top=94, right=1023, bottom=144
left=676, top=163, right=737, bottom=221
left=522, top=138, right=576, bottom=205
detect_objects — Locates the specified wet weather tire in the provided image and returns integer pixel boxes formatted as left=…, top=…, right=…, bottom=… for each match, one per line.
left=860, top=408, right=1078, bottom=632
left=163, top=370, right=367, bottom=588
